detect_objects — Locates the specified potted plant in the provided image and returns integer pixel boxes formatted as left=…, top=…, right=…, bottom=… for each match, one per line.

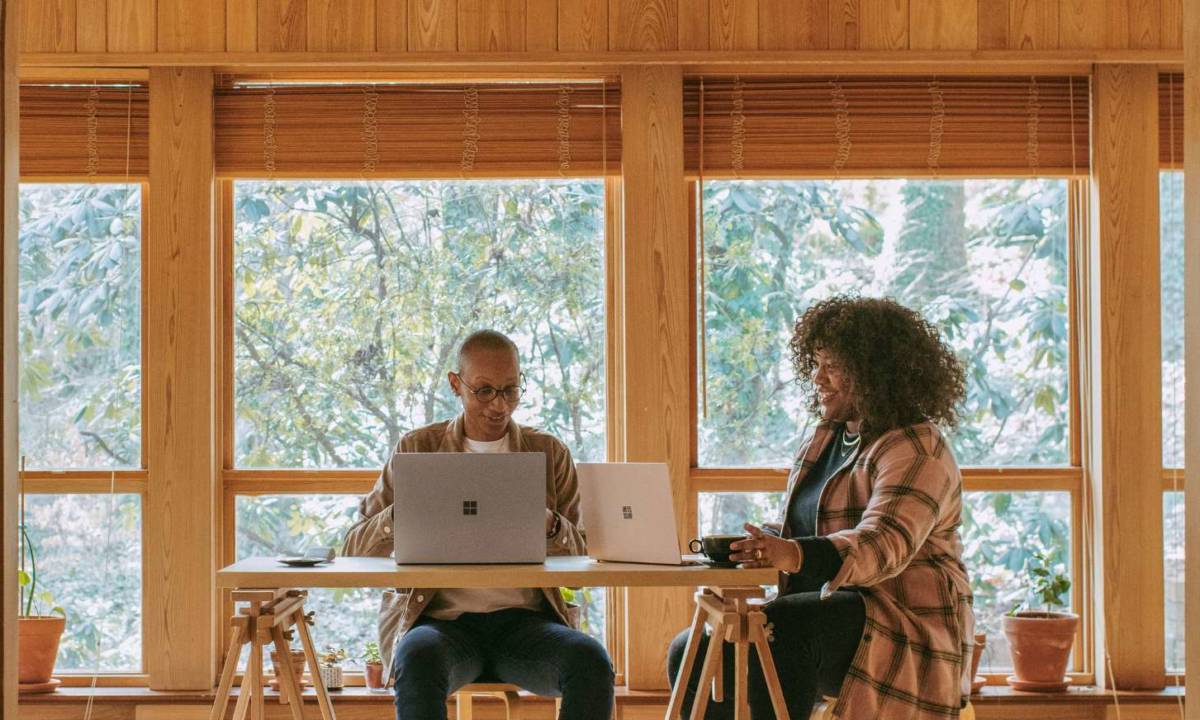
left=317, top=645, right=347, bottom=691
left=18, top=513, right=66, bottom=692
left=1003, top=550, right=1077, bottom=691
left=362, top=641, right=386, bottom=691
left=969, top=632, right=987, bottom=693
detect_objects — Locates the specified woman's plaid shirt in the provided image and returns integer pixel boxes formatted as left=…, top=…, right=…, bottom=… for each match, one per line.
left=781, top=421, right=975, bottom=720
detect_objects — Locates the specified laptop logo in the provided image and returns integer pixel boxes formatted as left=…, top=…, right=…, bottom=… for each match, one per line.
left=622, top=505, right=633, bottom=520
left=463, top=500, right=478, bottom=516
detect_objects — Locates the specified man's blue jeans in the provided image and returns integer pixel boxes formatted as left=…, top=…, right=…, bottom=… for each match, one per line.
left=392, top=607, right=614, bottom=720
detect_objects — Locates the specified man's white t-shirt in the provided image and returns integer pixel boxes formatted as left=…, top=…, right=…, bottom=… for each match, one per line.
left=422, top=436, right=547, bottom=620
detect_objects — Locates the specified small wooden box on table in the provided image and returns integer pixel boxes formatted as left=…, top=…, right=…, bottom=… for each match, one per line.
left=214, top=556, right=779, bottom=720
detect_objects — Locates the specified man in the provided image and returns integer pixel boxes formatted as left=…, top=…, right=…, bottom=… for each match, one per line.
left=342, top=329, right=614, bottom=720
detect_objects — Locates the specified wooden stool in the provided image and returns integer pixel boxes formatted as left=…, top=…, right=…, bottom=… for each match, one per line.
left=209, top=588, right=336, bottom=720
left=455, top=683, right=523, bottom=720
left=666, top=587, right=789, bottom=720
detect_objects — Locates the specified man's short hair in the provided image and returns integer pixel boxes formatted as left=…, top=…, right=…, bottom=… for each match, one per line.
left=456, top=330, right=519, bottom=372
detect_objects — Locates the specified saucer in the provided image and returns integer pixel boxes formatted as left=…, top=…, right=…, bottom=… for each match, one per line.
left=279, top=557, right=327, bottom=567
left=698, top=559, right=740, bottom=569
left=19, top=678, right=62, bottom=694
left=1006, top=675, right=1070, bottom=692
left=970, top=676, right=986, bottom=693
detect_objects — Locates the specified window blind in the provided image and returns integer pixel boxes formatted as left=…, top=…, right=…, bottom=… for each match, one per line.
left=20, top=84, right=149, bottom=179
left=1160, top=73, right=1183, bottom=168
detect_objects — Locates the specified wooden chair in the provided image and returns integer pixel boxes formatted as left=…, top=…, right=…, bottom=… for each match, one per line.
left=454, top=683, right=523, bottom=720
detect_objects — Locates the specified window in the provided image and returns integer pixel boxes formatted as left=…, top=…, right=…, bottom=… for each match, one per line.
left=695, top=178, right=1076, bottom=674
left=18, top=183, right=144, bottom=673
left=1161, top=169, right=1185, bottom=672
left=228, top=178, right=609, bottom=653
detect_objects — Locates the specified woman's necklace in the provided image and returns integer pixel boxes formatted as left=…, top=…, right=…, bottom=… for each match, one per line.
left=841, top=429, right=861, bottom=448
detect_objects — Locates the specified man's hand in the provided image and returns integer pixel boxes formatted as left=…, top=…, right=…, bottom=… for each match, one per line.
left=730, top=523, right=803, bottom=573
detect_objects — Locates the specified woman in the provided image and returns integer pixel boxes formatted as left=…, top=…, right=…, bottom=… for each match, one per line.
left=669, top=295, right=974, bottom=720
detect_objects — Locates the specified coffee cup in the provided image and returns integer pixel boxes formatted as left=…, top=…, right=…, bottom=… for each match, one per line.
left=688, top=534, right=745, bottom=564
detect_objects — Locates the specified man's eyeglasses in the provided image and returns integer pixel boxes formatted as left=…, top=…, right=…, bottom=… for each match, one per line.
left=455, top=373, right=526, bottom=404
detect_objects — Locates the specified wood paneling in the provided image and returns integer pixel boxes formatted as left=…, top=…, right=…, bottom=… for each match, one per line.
left=76, top=0, right=107, bottom=52
left=145, top=67, right=217, bottom=691
left=1009, top=0, right=1058, bottom=49
left=676, top=0, right=708, bottom=50
left=708, top=0, right=756, bottom=50
left=22, top=0, right=75, bottom=52
left=910, top=0, right=976, bottom=49
left=1127, top=0, right=1161, bottom=49
left=1088, top=64, right=1165, bottom=691
left=558, top=0, right=606, bottom=49
left=409, top=0, right=457, bottom=50
left=458, top=0, right=525, bottom=50
left=1184, top=0, right=1200, bottom=706
left=1160, top=0, right=1181, bottom=48
left=619, top=64, right=692, bottom=691
left=859, top=0, right=908, bottom=49
left=308, top=0, right=376, bottom=51
left=758, top=0, right=827, bottom=49
left=609, top=0, right=677, bottom=50
left=376, top=0, right=408, bottom=49
left=1059, top=0, right=1105, bottom=49
left=156, top=0, right=223, bottom=51
left=1104, top=0, right=1130, bottom=48
left=259, top=0, right=308, bottom=51
left=828, top=0, right=859, bottom=48
left=107, top=0, right=155, bottom=51
left=226, top=0, right=258, bottom=51
left=3, top=0, right=20, bottom=715
left=977, top=0, right=1008, bottom=48
left=525, top=0, right=558, bottom=49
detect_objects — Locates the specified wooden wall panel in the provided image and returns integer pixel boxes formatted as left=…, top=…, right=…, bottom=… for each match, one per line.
left=259, top=0, right=308, bottom=51
left=708, top=0, right=756, bottom=50
left=22, top=0, right=74, bottom=52
left=1127, top=0, right=1161, bottom=48
left=1184, top=0, right=1200, bottom=708
left=145, top=67, right=217, bottom=691
left=1059, top=0, right=1105, bottom=49
left=1104, top=0, right=1130, bottom=48
left=226, top=0, right=258, bottom=51
left=376, top=0, right=409, bottom=50
left=1009, top=0, right=1058, bottom=49
left=525, top=0, right=558, bottom=49
left=409, top=0, right=457, bottom=50
left=308, top=0, right=376, bottom=51
left=910, top=0, right=976, bottom=49
left=758, top=0, right=827, bottom=49
left=2, top=0, right=19, bottom=716
left=458, top=0, right=525, bottom=50
left=977, top=0, right=1008, bottom=48
left=558, top=0, right=606, bottom=49
left=676, top=0, right=708, bottom=50
left=859, top=0, right=908, bottom=49
left=619, top=65, right=692, bottom=691
left=1088, top=64, right=1164, bottom=691
left=1159, top=0, right=1180, bottom=48
left=157, top=0, right=224, bottom=51
left=108, top=0, right=156, bottom=51
left=75, top=0, right=106, bottom=51
left=828, top=0, right=858, bottom=48
left=609, top=0, right=677, bottom=50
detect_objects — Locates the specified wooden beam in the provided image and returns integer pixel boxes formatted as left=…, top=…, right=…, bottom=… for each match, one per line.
left=145, top=67, right=219, bottom=691
left=619, top=64, right=692, bottom=691
left=2, top=0, right=18, bottom=714
left=1088, top=63, right=1165, bottom=690
left=1183, top=0, right=1199, bottom=713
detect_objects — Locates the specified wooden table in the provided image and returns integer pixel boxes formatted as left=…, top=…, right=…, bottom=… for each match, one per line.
left=213, top=556, right=785, bottom=720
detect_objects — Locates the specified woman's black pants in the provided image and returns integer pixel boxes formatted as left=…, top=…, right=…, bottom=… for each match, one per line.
left=666, top=590, right=865, bottom=720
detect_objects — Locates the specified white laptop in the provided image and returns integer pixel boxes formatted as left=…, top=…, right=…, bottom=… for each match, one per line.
left=391, top=452, right=546, bottom=564
left=576, top=462, right=685, bottom=565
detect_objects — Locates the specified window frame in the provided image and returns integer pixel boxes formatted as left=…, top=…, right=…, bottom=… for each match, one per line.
left=685, top=176, right=1092, bottom=683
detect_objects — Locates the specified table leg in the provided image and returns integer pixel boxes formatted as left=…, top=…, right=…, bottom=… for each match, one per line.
left=665, top=601, right=707, bottom=720
left=248, top=637, right=265, bottom=720
left=733, top=636, right=749, bottom=720
left=270, top=626, right=306, bottom=720
left=295, top=603, right=338, bottom=720
left=750, top=611, right=790, bottom=720
left=210, top=621, right=246, bottom=720
left=688, top=620, right=725, bottom=720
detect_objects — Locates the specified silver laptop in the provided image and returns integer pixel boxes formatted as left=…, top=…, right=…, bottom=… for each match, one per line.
left=391, top=452, right=546, bottom=564
left=577, top=462, right=684, bottom=565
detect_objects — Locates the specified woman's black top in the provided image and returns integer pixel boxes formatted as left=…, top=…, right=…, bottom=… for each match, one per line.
left=784, top=426, right=859, bottom=594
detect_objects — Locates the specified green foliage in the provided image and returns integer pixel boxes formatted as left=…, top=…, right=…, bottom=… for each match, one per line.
left=18, top=524, right=65, bottom=618
left=1009, top=549, right=1071, bottom=613
left=361, top=640, right=382, bottom=665
left=318, top=645, right=348, bottom=666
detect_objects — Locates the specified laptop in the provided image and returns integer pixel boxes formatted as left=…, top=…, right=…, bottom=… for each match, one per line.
left=576, top=462, right=686, bottom=565
left=391, top=452, right=547, bottom=564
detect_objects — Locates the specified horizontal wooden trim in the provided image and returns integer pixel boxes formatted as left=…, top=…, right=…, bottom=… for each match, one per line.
left=223, top=469, right=375, bottom=494
left=19, top=174, right=150, bottom=182
left=217, top=168, right=621, bottom=180
left=56, top=674, right=150, bottom=687
left=19, top=49, right=1183, bottom=70
left=19, top=67, right=151, bottom=82
left=684, top=168, right=1089, bottom=180
left=691, top=466, right=1083, bottom=493
left=20, top=470, right=149, bottom=494
left=1163, top=467, right=1187, bottom=492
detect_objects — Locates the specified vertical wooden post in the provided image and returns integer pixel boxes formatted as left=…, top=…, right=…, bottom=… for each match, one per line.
left=1088, top=63, right=1165, bottom=690
left=619, top=65, right=693, bottom=690
left=1, top=0, right=18, bottom=715
left=1184, top=0, right=1200, bottom=713
left=145, top=67, right=219, bottom=690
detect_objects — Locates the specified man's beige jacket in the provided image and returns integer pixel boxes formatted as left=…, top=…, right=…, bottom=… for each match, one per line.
left=341, top=415, right=587, bottom=680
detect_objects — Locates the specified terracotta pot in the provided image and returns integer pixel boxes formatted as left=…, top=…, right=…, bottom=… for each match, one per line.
left=19, top=616, right=66, bottom=684
left=364, top=661, right=385, bottom=690
left=269, top=649, right=308, bottom=689
left=1003, top=611, right=1078, bottom=687
left=970, top=633, right=986, bottom=678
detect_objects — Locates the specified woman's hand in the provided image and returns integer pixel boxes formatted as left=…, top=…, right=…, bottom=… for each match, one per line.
left=730, top=523, right=803, bottom=572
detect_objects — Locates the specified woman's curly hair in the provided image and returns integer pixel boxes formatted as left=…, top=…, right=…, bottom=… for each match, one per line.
left=790, top=295, right=966, bottom=438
